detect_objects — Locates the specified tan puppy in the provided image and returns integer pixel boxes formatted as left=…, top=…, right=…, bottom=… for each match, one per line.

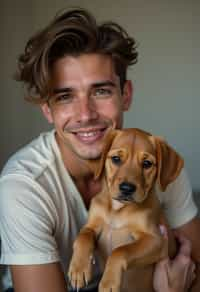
left=68, top=128, right=184, bottom=292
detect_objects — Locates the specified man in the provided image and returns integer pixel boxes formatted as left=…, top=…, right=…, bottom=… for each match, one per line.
left=0, top=8, right=199, bottom=292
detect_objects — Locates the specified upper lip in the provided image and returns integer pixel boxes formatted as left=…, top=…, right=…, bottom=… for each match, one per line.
left=71, top=126, right=107, bottom=134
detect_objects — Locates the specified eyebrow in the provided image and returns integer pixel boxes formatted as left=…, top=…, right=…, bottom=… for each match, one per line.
left=92, top=81, right=116, bottom=88
left=52, top=80, right=116, bottom=94
left=52, top=87, right=72, bottom=94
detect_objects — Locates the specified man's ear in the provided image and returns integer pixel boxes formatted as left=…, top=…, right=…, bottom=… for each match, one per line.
left=40, top=103, right=54, bottom=123
left=155, top=137, right=184, bottom=191
left=94, top=129, right=120, bottom=179
left=122, top=80, right=133, bottom=111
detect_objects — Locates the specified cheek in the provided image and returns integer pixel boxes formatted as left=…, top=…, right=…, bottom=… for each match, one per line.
left=51, top=107, right=71, bottom=127
left=98, top=100, right=123, bottom=122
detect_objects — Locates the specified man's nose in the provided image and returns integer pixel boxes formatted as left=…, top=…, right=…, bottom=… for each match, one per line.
left=77, top=97, right=99, bottom=122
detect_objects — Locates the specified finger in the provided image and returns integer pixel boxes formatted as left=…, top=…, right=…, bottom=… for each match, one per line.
left=175, top=233, right=192, bottom=257
left=159, top=225, right=169, bottom=256
left=191, top=271, right=196, bottom=282
left=190, top=262, right=196, bottom=273
left=159, top=225, right=168, bottom=238
left=155, top=257, right=170, bottom=271
left=185, top=262, right=196, bottom=290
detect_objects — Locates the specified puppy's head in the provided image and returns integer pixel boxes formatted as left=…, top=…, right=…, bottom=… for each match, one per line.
left=95, top=128, right=183, bottom=204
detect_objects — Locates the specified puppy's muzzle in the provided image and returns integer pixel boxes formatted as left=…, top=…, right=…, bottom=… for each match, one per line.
left=117, top=182, right=137, bottom=202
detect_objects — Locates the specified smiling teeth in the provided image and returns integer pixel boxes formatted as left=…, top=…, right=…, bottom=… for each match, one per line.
left=78, top=131, right=99, bottom=137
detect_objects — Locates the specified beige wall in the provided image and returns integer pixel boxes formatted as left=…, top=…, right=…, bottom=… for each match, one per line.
left=1, top=0, right=200, bottom=189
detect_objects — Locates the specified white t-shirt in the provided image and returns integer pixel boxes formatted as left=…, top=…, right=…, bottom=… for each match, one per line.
left=0, top=130, right=198, bottom=287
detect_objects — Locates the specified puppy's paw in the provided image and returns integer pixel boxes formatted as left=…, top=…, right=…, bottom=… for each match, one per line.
left=99, top=275, right=121, bottom=292
left=99, top=268, right=122, bottom=292
left=68, top=254, right=94, bottom=289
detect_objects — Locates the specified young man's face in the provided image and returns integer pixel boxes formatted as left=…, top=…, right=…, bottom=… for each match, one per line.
left=41, top=54, right=132, bottom=160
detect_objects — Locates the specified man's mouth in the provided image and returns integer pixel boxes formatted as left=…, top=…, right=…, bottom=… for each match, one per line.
left=72, top=128, right=107, bottom=143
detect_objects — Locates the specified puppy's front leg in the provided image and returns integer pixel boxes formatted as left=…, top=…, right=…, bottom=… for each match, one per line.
left=99, top=232, right=166, bottom=292
left=68, top=199, right=104, bottom=290
left=68, top=226, right=97, bottom=289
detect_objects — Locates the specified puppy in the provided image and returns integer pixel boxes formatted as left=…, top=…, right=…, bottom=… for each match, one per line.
left=68, top=128, right=183, bottom=292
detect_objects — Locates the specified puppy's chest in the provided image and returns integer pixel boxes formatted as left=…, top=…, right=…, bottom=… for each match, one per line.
left=98, top=213, right=137, bottom=256
left=96, top=211, right=155, bottom=292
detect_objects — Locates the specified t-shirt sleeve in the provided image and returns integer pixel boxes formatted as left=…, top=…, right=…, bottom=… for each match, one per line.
left=158, top=168, right=198, bottom=228
left=0, top=174, right=60, bottom=265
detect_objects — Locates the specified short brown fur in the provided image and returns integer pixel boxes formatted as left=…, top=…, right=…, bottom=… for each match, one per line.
left=68, top=128, right=184, bottom=292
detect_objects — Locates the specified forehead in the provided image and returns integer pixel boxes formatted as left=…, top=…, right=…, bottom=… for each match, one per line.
left=111, top=129, right=156, bottom=155
left=50, top=53, right=120, bottom=88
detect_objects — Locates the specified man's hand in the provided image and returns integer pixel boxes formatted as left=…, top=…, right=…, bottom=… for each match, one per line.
left=153, top=227, right=196, bottom=292
left=11, top=263, right=67, bottom=292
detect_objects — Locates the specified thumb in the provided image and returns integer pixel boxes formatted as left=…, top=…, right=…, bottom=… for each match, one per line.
left=174, top=232, right=192, bottom=257
left=159, top=225, right=169, bottom=257
left=159, top=225, right=168, bottom=239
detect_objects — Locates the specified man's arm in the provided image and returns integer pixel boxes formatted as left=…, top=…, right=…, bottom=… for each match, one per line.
left=0, top=177, right=68, bottom=292
left=11, top=263, right=68, bottom=292
left=174, top=217, right=200, bottom=292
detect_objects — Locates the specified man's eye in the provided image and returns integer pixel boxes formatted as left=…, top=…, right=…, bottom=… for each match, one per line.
left=142, top=160, right=153, bottom=169
left=111, top=156, right=121, bottom=165
left=55, top=94, right=72, bottom=103
left=94, top=88, right=112, bottom=97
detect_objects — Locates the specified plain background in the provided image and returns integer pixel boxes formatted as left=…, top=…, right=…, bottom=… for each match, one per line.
left=0, top=0, right=200, bottom=190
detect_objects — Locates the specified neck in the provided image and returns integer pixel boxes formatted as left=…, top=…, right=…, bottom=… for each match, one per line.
left=75, top=177, right=102, bottom=209
left=55, top=133, right=102, bottom=208
left=56, top=133, right=95, bottom=177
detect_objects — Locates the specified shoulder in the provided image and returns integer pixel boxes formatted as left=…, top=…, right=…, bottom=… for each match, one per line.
left=0, top=130, right=60, bottom=214
left=1, top=130, right=57, bottom=180
left=157, top=168, right=198, bottom=228
left=157, top=168, right=192, bottom=201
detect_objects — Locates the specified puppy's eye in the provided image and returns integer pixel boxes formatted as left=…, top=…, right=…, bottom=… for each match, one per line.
left=142, top=160, right=153, bottom=169
left=111, top=156, right=121, bottom=165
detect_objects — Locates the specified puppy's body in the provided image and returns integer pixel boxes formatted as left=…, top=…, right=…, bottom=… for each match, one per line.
left=85, top=182, right=171, bottom=292
left=68, top=128, right=183, bottom=292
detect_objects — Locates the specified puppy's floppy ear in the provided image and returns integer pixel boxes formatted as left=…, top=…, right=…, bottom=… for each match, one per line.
left=155, top=137, right=184, bottom=191
left=94, top=129, right=119, bottom=179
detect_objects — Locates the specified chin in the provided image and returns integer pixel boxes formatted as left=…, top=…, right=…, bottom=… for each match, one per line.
left=73, top=142, right=103, bottom=160
left=78, top=152, right=101, bottom=160
left=75, top=147, right=102, bottom=160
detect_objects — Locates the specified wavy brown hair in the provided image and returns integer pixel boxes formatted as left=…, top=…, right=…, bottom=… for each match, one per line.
left=15, top=8, right=138, bottom=104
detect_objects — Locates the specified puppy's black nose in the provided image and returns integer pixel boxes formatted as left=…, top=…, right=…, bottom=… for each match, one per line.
left=119, top=182, right=136, bottom=195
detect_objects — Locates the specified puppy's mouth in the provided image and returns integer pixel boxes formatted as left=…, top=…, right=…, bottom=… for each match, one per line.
left=114, top=193, right=135, bottom=203
left=113, top=191, right=149, bottom=204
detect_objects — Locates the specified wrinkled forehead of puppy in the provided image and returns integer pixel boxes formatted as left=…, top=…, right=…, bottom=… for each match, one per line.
left=111, top=128, right=156, bottom=155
